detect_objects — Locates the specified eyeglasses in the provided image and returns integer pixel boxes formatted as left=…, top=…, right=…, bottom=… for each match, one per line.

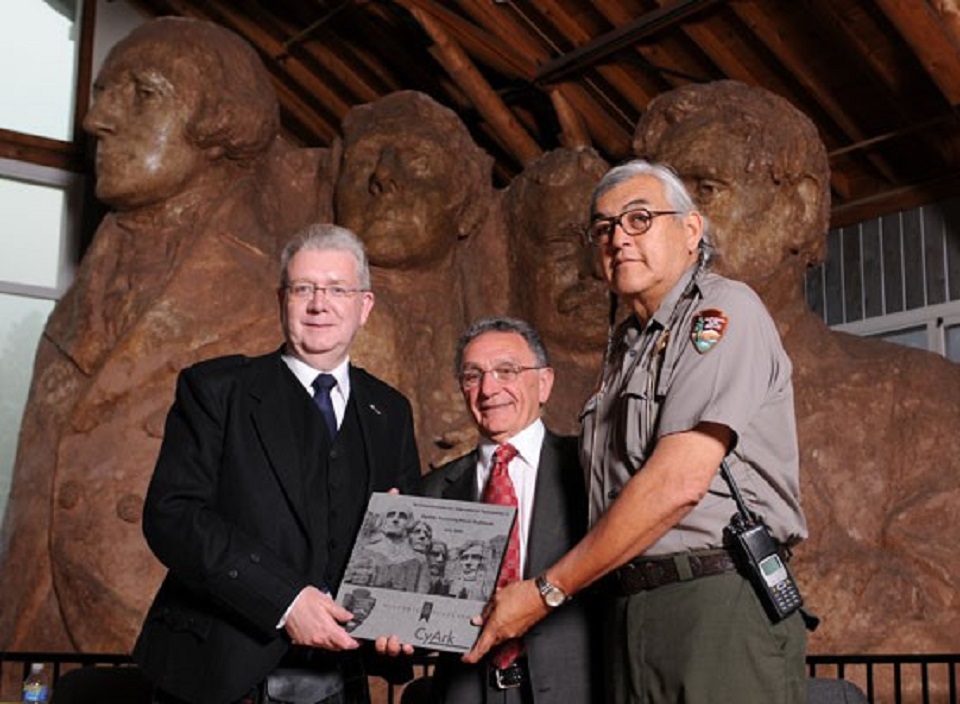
left=284, top=281, right=368, bottom=300
left=458, top=363, right=545, bottom=390
left=583, top=207, right=680, bottom=246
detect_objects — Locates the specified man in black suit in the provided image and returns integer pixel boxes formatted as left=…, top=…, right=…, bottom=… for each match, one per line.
left=134, top=224, right=420, bottom=704
left=420, top=317, right=598, bottom=704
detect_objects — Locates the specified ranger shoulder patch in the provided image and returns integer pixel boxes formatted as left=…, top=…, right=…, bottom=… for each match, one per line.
left=690, top=308, right=728, bottom=354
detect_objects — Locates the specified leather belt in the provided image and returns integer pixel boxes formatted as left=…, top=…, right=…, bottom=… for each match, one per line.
left=607, top=549, right=738, bottom=595
left=488, top=659, right=527, bottom=690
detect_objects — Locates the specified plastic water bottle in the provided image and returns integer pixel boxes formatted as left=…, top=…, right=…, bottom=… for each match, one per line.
left=21, top=663, right=50, bottom=704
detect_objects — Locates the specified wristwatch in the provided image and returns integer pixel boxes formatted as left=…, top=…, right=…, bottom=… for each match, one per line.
left=535, top=574, right=569, bottom=608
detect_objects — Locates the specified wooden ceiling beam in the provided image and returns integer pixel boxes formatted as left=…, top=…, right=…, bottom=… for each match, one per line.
left=248, top=5, right=385, bottom=105
left=660, top=1, right=797, bottom=87
left=204, top=0, right=354, bottom=118
left=809, top=0, right=920, bottom=107
left=392, top=0, right=537, bottom=78
left=589, top=0, right=677, bottom=99
left=456, top=0, right=633, bottom=154
left=587, top=0, right=723, bottom=92
left=726, top=1, right=900, bottom=185
left=874, top=0, right=960, bottom=106
left=401, top=2, right=543, bottom=166
left=534, top=0, right=723, bottom=83
left=830, top=169, right=960, bottom=227
left=558, top=81, right=634, bottom=157
left=527, top=0, right=670, bottom=111
left=549, top=88, right=591, bottom=149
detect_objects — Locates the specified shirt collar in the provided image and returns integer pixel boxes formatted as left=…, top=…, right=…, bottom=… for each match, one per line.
left=648, top=264, right=700, bottom=330
left=281, top=352, right=352, bottom=398
left=477, top=418, right=545, bottom=468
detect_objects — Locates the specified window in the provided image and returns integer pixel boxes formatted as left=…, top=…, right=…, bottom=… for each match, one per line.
left=944, top=321, right=960, bottom=364
left=0, top=295, right=55, bottom=514
left=0, top=0, right=146, bottom=524
left=807, top=198, right=960, bottom=361
left=0, top=0, right=81, bottom=141
left=0, top=160, right=83, bottom=521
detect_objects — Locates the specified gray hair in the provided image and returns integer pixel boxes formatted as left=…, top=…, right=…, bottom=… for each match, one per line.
left=279, top=223, right=371, bottom=289
left=590, top=159, right=714, bottom=268
left=454, top=317, right=550, bottom=375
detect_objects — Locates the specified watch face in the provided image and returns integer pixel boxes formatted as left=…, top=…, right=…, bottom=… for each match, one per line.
left=545, top=588, right=565, bottom=607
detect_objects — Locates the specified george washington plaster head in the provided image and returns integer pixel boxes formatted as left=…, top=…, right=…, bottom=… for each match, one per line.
left=83, top=17, right=279, bottom=211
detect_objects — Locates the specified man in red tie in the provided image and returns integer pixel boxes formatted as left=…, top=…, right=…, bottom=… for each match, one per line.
left=420, top=317, right=599, bottom=704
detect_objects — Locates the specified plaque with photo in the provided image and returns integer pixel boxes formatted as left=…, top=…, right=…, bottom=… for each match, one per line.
left=335, top=492, right=516, bottom=652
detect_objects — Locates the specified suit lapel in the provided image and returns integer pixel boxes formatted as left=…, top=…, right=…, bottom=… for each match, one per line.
left=439, top=452, right=479, bottom=501
left=250, top=351, right=312, bottom=532
left=526, top=431, right=566, bottom=578
left=348, top=366, right=380, bottom=490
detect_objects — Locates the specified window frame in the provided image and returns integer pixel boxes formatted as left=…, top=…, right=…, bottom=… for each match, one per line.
left=0, top=157, right=85, bottom=300
left=831, top=299, right=960, bottom=359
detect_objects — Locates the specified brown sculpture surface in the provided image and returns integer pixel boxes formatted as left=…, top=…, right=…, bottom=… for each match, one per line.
left=634, top=79, right=960, bottom=654
left=502, top=147, right=610, bottom=433
left=0, top=17, right=331, bottom=652
left=335, top=91, right=496, bottom=467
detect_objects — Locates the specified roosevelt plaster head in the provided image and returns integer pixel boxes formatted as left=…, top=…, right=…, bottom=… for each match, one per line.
left=504, top=148, right=610, bottom=350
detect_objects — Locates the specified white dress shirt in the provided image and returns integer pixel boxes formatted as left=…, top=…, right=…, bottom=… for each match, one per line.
left=276, top=353, right=351, bottom=625
left=282, top=353, right=351, bottom=430
left=474, top=419, right=545, bottom=574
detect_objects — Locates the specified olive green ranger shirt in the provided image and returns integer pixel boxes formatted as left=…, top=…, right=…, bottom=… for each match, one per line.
left=580, top=266, right=807, bottom=555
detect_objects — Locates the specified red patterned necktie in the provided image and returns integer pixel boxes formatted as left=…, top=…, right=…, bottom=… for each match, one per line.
left=481, top=442, right=523, bottom=668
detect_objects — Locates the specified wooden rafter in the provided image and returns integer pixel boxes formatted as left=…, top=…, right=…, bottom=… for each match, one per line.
left=874, top=0, right=960, bottom=106
left=401, top=2, right=543, bottom=165
left=726, top=1, right=900, bottom=184
left=455, top=0, right=633, bottom=153
left=534, top=0, right=722, bottom=83
left=390, top=0, right=537, bottom=78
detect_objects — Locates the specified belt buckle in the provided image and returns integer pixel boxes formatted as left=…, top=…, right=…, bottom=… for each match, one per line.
left=491, top=662, right=523, bottom=690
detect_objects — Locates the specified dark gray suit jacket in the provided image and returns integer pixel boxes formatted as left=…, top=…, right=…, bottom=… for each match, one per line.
left=134, top=349, right=420, bottom=704
left=419, top=429, right=599, bottom=704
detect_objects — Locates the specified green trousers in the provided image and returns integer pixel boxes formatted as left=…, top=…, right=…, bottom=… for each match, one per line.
left=605, top=571, right=807, bottom=704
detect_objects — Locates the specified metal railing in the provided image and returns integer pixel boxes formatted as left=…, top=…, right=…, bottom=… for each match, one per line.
left=807, top=653, right=960, bottom=704
left=2, top=651, right=958, bottom=703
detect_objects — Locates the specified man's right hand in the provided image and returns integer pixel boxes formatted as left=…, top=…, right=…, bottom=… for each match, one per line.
left=284, top=585, right=360, bottom=650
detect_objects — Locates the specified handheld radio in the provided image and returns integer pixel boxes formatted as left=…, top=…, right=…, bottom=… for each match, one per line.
left=721, top=462, right=803, bottom=622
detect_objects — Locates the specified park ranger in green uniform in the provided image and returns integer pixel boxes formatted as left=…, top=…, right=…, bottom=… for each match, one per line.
left=466, top=159, right=809, bottom=704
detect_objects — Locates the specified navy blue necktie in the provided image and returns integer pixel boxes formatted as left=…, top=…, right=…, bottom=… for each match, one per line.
left=311, top=373, right=338, bottom=439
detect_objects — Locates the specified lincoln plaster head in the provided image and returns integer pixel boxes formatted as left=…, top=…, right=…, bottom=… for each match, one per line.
left=633, top=80, right=830, bottom=284
left=505, top=148, right=610, bottom=351
left=83, top=17, right=279, bottom=211
left=457, top=540, right=486, bottom=579
left=335, top=91, right=494, bottom=269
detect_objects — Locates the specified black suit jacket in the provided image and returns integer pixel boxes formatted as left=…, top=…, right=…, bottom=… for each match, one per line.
left=133, top=349, right=420, bottom=704
left=419, top=430, right=599, bottom=704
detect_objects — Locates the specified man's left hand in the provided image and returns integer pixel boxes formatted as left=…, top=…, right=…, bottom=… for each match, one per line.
left=463, top=578, right=548, bottom=663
